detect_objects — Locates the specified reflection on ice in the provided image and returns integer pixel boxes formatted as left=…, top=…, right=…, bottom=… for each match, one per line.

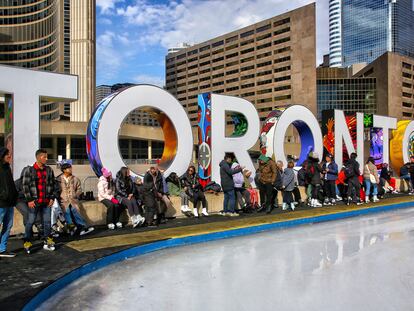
left=38, top=207, right=414, bottom=311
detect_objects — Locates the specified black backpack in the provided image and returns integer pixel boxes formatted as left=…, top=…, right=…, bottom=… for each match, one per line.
left=344, top=163, right=355, bottom=178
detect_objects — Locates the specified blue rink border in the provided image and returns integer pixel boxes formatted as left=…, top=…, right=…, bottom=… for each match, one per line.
left=23, top=200, right=414, bottom=310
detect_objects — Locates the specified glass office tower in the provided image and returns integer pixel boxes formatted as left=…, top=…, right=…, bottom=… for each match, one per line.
left=329, top=0, right=343, bottom=67
left=342, top=0, right=414, bottom=67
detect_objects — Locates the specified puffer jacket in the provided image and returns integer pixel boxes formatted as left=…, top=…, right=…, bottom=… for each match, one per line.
left=363, top=162, right=379, bottom=183
left=258, top=159, right=277, bottom=184
left=231, top=162, right=252, bottom=189
left=282, top=168, right=295, bottom=192
left=219, top=160, right=242, bottom=192
left=115, top=172, right=135, bottom=201
left=97, top=176, right=115, bottom=201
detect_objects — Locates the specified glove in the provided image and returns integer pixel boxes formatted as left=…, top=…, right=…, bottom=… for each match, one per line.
left=111, top=198, right=119, bottom=204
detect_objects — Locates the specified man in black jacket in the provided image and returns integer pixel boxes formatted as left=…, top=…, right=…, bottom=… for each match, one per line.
left=345, top=152, right=362, bottom=206
left=219, top=153, right=243, bottom=216
left=22, top=149, right=56, bottom=253
left=0, top=147, right=18, bottom=257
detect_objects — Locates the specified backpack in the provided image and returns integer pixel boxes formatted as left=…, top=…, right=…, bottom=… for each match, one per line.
left=204, top=181, right=222, bottom=193
left=344, top=163, right=355, bottom=178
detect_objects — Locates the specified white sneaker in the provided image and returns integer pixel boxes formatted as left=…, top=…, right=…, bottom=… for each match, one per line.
left=132, top=215, right=139, bottom=228
left=336, top=195, right=342, bottom=201
left=116, top=222, right=123, bottom=228
left=80, top=227, right=94, bottom=236
left=201, top=208, right=209, bottom=216
left=314, top=200, right=322, bottom=207
left=290, top=203, right=295, bottom=211
left=108, top=223, right=115, bottom=230
left=181, top=205, right=189, bottom=213
left=138, top=215, right=146, bottom=225
left=282, top=203, right=288, bottom=211
left=193, top=208, right=199, bottom=217
left=372, top=196, right=379, bottom=202
left=365, top=197, right=370, bottom=203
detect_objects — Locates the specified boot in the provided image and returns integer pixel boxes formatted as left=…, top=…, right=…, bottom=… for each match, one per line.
left=266, top=204, right=272, bottom=214
left=193, top=207, right=199, bottom=218
left=282, top=203, right=287, bottom=211
left=290, top=203, right=295, bottom=211
left=201, top=208, right=209, bottom=216
left=372, top=195, right=379, bottom=202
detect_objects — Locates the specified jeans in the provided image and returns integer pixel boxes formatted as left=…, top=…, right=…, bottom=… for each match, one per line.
left=64, top=204, right=87, bottom=228
left=235, top=187, right=251, bottom=209
left=179, top=192, right=189, bottom=206
left=364, top=179, right=378, bottom=197
left=51, top=200, right=66, bottom=227
left=0, top=207, right=14, bottom=253
left=24, top=204, right=51, bottom=241
left=223, top=190, right=236, bottom=213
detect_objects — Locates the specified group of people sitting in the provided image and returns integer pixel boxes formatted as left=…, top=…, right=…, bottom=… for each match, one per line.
left=0, top=146, right=413, bottom=258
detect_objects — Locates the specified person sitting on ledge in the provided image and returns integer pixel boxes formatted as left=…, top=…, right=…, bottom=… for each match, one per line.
left=116, top=167, right=145, bottom=228
left=181, top=165, right=208, bottom=217
left=56, top=163, right=94, bottom=236
left=166, top=172, right=190, bottom=216
left=97, top=168, right=124, bottom=230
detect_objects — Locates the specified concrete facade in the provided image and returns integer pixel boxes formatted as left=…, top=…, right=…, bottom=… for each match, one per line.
left=165, top=3, right=316, bottom=126
left=355, top=52, right=414, bottom=119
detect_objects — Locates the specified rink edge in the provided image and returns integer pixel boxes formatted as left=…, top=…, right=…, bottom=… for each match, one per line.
left=23, top=200, right=413, bottom=310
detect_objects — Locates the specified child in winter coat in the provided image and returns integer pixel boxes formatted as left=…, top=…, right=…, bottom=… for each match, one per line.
left=282, top=161, right=296, bottom=211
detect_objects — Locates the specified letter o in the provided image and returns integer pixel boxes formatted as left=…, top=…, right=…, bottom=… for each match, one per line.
left=402, top=120, right=414, bottom=164
left=87, top=85, right=193, bottom=178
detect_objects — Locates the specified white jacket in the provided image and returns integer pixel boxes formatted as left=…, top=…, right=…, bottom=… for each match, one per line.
left=97, top=176, right=114, bottom=202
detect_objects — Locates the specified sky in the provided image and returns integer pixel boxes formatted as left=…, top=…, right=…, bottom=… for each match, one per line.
left=95, top=0, right=330, bottom=87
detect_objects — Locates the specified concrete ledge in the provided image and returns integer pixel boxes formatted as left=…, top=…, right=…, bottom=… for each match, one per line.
left=10, top=177, right=409, bottom=235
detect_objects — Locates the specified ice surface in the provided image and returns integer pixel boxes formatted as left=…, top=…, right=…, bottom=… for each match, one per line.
left=38, top=207, right=414, bottom=311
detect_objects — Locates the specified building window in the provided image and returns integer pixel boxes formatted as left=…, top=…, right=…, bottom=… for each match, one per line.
left=256, top=24, right=271, bottom=33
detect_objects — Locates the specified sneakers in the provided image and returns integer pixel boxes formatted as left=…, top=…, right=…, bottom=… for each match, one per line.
left=228, top=212, right=240, bottom=217
left=107, top=223, right=115, bottom=230
left=67, top=224, right=77, bottom=236
left=290, top=203, right=295, bottom=211
left=365, top=197, right=370, bottom=204
left=180, top=205, right=190, bottom=213
left=336, top=195, right=342, bottom=201
left=24, top=241, right=32, bottom=254
left=372, top=195, right=379, bottom=203
left=116, top=222, right=123, bottom=228
left=80, top=227, right=95, bottom=236
left=201, top=208, right=209, bottom=216
left=193, top=208, right=199, bottom=218
left=43, top=237, right=55, bottom=251
left=282, top=203, right=288, bottom=211
left=0, top=251, right=16, bottom=258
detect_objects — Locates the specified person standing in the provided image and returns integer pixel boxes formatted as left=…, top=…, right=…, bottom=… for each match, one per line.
left=0, top=147, right=18, bottom=257
left=322, top=154, right=338, bottom=205
left=363, top=157, right=380, bottom=203
left=22, top=149, right=56, bottom=253
left=307, top=152, right=323, bottom=207
left=56, top=163, right=94, bottom=235
left=345, top=152, right=363, bottom=206
left=282, top=161, right=296, bottom=211
left=256, top=154, right=277, bottom=213
left=219, top=153, right=243, bottom=216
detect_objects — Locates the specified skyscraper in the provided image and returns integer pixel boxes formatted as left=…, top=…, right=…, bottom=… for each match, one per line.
left=342, top=0, right=414, bottom=67
left=329, top=0, right=343, bottom=67
left=0, top=0, right=95, bottom=122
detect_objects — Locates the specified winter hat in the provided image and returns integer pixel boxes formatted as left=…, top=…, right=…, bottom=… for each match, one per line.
left=101, top=167, right=112, bottom=178
left=0, top=147, right=9, bottom=160
left=60, top=162, right=72, bottom=172
left=258, top=154, right=270, bottom=163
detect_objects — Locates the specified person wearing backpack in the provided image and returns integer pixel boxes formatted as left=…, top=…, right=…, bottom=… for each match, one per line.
left=307, top=152, right=323, bottom=207
left=322, top=154, right=338, bottom=206
left=363, top=157, right=380, bottom=203
left=345, top=152, right=363, bottom=206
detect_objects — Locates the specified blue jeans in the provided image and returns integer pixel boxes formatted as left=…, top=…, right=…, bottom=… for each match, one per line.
left=24, top=204, right=51, bottom=240
left=64, top=204, right=86, bottom=228
left=364, top=179, right=378, bottom=196
left=223, top=190, right=236, bottom=213
left=0, top=207, right=14, bottom=253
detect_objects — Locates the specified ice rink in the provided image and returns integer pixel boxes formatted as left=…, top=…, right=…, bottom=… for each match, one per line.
left=38, top=207, right=414, bottom=311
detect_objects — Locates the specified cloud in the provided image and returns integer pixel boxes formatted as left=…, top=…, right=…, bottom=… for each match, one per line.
left=115, top=0, right=329, bottom=64
left=133, top=74, right=164, bottom=87
left=96, top=0, right=124, bottom=14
